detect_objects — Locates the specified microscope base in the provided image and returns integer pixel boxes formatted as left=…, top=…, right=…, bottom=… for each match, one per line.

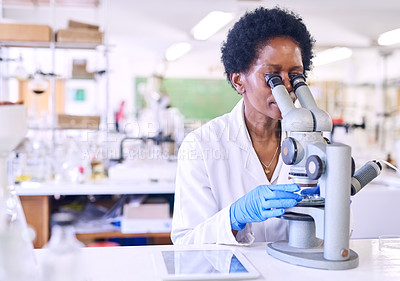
left=267, top=241, right=359, bottom=270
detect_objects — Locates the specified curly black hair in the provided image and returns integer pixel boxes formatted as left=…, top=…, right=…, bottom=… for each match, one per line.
left=221, top=7, right=315, bottom=89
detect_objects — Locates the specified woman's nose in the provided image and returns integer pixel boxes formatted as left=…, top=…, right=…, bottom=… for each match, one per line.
left=281, top=73, right=293, bottom=93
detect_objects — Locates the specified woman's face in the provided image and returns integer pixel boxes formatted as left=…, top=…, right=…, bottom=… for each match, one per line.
left=233, top=37, right=304, bottom=120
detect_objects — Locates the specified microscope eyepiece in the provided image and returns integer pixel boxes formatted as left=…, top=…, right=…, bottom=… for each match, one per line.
left=290, top=74, right=307, bottom=92
left=265, top=74, right=283, bottom=89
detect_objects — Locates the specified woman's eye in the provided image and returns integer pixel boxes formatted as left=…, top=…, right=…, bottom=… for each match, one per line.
left=265, top=72, right=280, bottom=77
left=289, top=73, right=301, bottom=79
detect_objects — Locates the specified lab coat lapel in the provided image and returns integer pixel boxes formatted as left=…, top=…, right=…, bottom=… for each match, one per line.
left=274, top=156, right=291, bottom=184
left=245, top=146, right=269, bottom=184
left=227, top=99, right=269, bottom=184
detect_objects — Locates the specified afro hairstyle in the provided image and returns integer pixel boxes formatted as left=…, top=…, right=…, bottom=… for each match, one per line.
left=221, top=7, right=315, bottom=89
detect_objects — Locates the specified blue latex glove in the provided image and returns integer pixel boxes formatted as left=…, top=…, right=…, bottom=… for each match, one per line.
left=230, top=184, right=302, bottom=231
left=300, top=185, right=352, bottom=204
left=300, top=185, right=320, bottom=196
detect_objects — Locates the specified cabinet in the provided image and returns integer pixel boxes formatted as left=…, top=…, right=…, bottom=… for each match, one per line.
left=20, top=195, right=49, bottom=248
left=16, top=179, right=175, bottom=248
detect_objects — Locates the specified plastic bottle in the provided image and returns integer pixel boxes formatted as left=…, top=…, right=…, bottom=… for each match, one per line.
left=41, top=213, right=85, bottom=281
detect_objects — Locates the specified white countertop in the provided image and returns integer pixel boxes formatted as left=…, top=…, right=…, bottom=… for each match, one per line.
left=33, top=239, right=400, bottom=281
left=15, top=160, right=177, bottom=196
left=14, top=179, right=175, bottom=196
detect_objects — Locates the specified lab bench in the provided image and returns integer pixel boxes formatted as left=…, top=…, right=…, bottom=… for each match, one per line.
left=16, top=170, right=400, bottom=248
left=351, top=170, right=400, bottom=238
left=33, top=239, right=400, bottom=281
left=16, top=179, right=175, bottom=248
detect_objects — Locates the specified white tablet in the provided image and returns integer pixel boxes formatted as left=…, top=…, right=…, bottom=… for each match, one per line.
left=154, top=249, right=260, bottom=280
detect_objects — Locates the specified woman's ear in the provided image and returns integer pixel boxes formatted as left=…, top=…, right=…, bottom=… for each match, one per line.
left=230, top=73, right=245, bottom=95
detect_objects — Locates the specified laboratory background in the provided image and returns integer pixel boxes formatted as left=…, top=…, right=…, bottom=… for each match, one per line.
left=0, top=0, right=400, bottom=280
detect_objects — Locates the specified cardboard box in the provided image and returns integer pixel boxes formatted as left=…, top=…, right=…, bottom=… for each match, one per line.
left=121, top=218, right=172, bottom=234
left=68, top=20, right=99, bottom=31
left=72, top=59, right=95, bottom=79
left=56, top=28, right=103, bottom=44
left=121, top=201, right=171, bottom=233
left=123, top=202, right=170, bottom=219
left=0, top=23, right=51, bottom=42
left=57, top=114, right=100, bottom=130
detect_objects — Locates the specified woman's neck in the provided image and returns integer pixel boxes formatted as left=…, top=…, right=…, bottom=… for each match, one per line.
left=244, top=110, right=280, bottom=143
left=243, top=105, right=281, bottom=181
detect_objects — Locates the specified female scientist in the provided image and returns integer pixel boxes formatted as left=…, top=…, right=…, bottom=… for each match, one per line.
left=171, top=7, right=314, bottom=245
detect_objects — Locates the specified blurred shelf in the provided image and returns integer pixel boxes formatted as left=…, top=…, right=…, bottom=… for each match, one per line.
left=70, top=76, right=96, bottom=80
left=76, top=231, right=171, bottom=240
left=0, top=41, right=50, bottom=48
left=76, top=231, right=172, bottom=246
left=28, top=126, right=100, bottom=130
left=2, top=0, right=100, bottom=8
left=55, top=42, right=103, bottom=50
left=15, top=180, right=175, bottom=196
left=0, top=40, right=103, bottom=50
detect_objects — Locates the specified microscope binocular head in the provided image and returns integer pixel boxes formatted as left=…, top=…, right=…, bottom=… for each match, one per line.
left=265, top=73, right=306, bottom=89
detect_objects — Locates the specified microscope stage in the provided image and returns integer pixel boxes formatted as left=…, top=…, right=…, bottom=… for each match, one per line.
left=297, top=195, right=325, bottom=207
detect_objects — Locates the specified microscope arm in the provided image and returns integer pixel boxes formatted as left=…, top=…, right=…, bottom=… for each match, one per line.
left=265, top=74, right=314, bottom=132
left=290, top=74, right=333, bottom=132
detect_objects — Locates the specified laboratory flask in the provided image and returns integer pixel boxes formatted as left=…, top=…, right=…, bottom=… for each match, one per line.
left=41, top=212, right=85, bottom=281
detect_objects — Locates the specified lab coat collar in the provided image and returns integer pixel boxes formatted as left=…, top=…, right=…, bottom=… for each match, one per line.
left=227, top=99, right=251, bottom=151
left=227, top=99, right=280, bottom=184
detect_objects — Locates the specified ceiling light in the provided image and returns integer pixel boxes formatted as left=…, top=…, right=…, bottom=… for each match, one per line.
left=165, top=42, right=191, bottom=61
left=312, top=47, right=352, bottom=66
left=377, top=28, right=400, bottom=46
left=191, top=11, right=233, bottom=41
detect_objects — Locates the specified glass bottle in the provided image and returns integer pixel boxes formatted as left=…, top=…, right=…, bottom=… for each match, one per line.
left=0, top=188, right=39, bottom=281
left=41, top=213, right=85, bottom=281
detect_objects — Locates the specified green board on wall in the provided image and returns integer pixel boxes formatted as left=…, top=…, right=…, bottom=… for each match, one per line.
left=135, top=77, right=241, bottom=120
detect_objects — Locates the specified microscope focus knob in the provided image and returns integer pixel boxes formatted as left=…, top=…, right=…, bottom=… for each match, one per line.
left=281, top=137, right=298, bottom=165
left=351, top=157, right=355, bottom=177
left=306, top=155, right=324, bottom=180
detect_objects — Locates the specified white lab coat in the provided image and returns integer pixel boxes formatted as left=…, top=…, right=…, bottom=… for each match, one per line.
left=171, top=99, right=292, bottom=245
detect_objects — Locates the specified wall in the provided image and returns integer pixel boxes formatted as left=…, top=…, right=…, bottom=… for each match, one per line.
left=135, top=77, right=241, bottom=121
left=3, top=4, right=400, bottom=158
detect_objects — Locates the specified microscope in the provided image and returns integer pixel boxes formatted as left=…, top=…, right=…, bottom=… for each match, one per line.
left=265, top=74, right=382, bottom=270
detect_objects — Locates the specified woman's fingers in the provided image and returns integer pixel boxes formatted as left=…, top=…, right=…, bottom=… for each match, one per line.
left=262, top=198, right=298, bottom=210
left=261, top=208, right=285, bottom=219
left=266, top=184, right=300, bottom=192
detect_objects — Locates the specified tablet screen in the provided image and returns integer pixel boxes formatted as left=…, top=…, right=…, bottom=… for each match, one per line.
left=156, top=249, right=259, bottom=280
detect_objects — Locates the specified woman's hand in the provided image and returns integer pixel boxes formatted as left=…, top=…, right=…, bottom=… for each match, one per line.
left=300, top=185, right=320, bottom=196
left=230, top=184, right=302, bottom=231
